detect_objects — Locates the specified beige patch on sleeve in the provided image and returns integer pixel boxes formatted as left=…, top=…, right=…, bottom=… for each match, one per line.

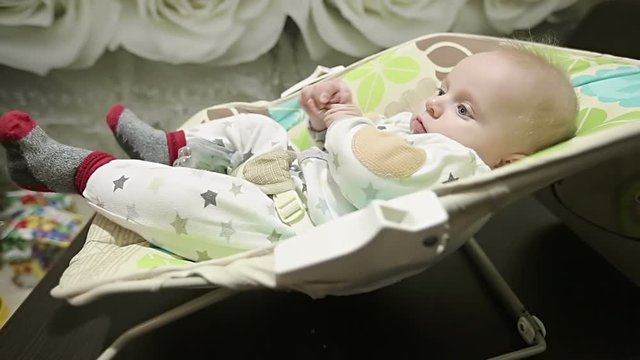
left=352, top=127, right=426, bottom=178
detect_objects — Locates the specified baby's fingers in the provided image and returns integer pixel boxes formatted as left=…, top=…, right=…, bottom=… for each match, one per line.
left=317, top=80, right=347, bottom=105
left=341, top=83, right=353, bottom=104
left=300, top=88, right=319, bottom=113
left=305, top=97, right=322, bottom=115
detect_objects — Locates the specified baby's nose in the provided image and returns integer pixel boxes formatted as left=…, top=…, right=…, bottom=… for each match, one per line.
left=426, top=99, right=441, bottom=119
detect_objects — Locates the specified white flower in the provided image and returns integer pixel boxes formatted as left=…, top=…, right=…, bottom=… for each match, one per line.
left=0, top=0, right=121, bottom=75
left=450, top=0, right=499, bottom=36
left=484, top=0, right=577, bottom=33
left=289, top=0, right=467, bottom=59
left=111, top=0, right=288, bottom=66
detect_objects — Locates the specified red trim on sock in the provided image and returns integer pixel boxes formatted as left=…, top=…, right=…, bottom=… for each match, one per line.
left=0, top=111, right=37, bottom=142
left=166, top=130, right=186, bottom=165
left=106, top=104, right=125, bottom=134
left=74, top=151, right=116, bottom=194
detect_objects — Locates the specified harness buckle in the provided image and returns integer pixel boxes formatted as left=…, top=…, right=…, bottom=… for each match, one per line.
left=273, top=190, right=307, bottom=225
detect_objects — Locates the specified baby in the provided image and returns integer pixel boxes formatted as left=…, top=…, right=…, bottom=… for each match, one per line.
left=303, top=47, right=578, bottom=169
left=0, top=47, right=577, bottom=262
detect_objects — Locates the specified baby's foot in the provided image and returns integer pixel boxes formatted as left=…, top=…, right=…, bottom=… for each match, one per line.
left=106, top=104, right=185, bottom=165
left=0, top=111, right=114, bottom=193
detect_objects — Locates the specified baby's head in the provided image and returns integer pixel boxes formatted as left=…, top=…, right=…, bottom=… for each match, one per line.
left=410, top=45, right=578, bottom=168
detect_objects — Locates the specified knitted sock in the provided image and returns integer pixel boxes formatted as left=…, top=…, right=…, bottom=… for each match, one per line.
left=0, top=111, right=115, bottom=194
left=106, top=104, right=185, bottom=165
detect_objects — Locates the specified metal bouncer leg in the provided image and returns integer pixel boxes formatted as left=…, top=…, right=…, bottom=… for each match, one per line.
left=97, top=288, right=237, bottom=360
left=463, top=238, right=547, bottom=360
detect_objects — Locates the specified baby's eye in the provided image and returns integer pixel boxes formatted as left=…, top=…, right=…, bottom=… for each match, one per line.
left=436, top=88, right=445, bottom=96
left=456, top=104, right=470, bottom=117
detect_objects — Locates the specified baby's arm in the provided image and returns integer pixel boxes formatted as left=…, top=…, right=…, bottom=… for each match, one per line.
left=324, top=115, right=484, bottom=209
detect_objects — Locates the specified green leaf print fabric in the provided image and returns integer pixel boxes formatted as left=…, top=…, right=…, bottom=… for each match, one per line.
left=343, top=51, right=420, bottom=112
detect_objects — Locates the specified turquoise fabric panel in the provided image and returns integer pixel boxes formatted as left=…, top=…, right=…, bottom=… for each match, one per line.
left=573, top=66, right=640, bottom=108
left=269, top=97, right=307, bottom=130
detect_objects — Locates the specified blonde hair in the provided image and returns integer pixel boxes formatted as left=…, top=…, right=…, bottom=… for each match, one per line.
left=494, top=42, right=578, bottom=153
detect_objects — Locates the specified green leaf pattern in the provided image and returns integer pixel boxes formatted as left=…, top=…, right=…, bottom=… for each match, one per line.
left=576, top=107, right=640, bottom=136
left=531, top=107, right=640, bottom=158
left=530, top=46, right=627, bottom=76
left=357, top=73, right=385, bottom=114
left=343, top=51, right=420, bottom=112
left=288, top=122, right=314, bottom=150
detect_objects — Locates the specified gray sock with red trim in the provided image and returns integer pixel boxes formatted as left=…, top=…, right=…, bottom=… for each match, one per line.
left=106, top=104, right=185, bottom=165
left=0, top=110, right=114, bottom=193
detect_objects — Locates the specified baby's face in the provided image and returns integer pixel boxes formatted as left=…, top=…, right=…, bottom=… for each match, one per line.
left=410, top=51, right=541, bottom=167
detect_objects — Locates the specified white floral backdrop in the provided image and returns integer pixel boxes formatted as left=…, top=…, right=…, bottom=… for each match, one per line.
left=0, top=0, right=593, bottom=75
left=0, top=0, right=600, bottom=191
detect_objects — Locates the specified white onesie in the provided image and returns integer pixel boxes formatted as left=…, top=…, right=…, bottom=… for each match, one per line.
left=81, top=113, right=490, bottom=261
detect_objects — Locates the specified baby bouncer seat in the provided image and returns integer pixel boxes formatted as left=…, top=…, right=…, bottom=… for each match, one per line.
left=50, top=33, right=640, bottom=360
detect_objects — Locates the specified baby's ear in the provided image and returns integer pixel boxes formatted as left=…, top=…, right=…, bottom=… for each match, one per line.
left=493, top=153, right=526, bottom=168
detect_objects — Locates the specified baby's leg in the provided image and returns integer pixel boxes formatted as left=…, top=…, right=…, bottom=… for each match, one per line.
left=0, top=110, right=294, bottom=261
left=83, top=159, right=295, bottom=260
left=106, top=105, right=184, bottom=165
left=106, top=106, right=289, bottom=172
left=0, top=111, right=115, bottom=193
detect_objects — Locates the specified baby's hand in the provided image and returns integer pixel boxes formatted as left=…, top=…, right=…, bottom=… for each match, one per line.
left=301, top=79, right=353, bottom=131
left=323, top=104, right=363, bottom=128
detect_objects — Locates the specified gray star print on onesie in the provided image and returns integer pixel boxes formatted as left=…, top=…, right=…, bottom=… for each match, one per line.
left=126, top=204, right=139, bottom=221
left=362, top=182, right=379, bottom=200
left=113, top=175, right=129, bottom=191
left=170, top=213, right=188, bottom=235
left=196, top=250, right=211, bottom=261
left=316, top=199, right=329, bottom=215
left=332, top=152, right=340, bottom=169
left=442, top=173, right=459, bottom=184
left=201, top=190, right=218, bottom=207
left=229, top=183, right=243, bottom=196
left=220, top=220, right=235, bottom=241
left=267, top=229, right=282, bottom=242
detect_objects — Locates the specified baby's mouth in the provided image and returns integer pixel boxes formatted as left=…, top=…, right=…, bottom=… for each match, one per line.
left=412, top=114, right=427, bottom=134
